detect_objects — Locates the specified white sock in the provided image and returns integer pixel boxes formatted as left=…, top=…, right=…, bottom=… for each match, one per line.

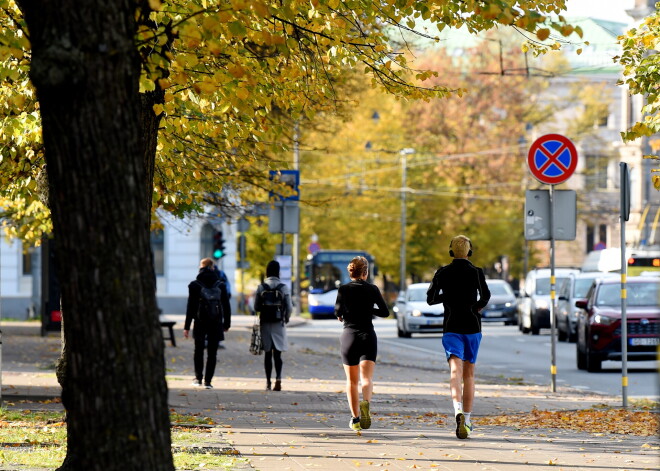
left=453, top=401, right=463, bottom=415
left=464, top=412, right=472, bottom=425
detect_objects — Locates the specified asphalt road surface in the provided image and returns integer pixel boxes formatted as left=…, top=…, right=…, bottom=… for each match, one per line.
left=289, top=318, right=659, bottom=399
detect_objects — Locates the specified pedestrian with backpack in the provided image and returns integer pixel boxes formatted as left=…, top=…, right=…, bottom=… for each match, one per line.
left=254, top=260, right=292, bottom=391
left=183, top=258, right=231, bottom=389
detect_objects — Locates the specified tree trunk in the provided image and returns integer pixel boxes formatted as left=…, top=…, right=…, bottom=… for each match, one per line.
left=17, top=1, right=173, bottom=470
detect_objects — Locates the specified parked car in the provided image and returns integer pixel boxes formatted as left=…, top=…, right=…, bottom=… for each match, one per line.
left=575, top=276, right=659, bottom=372
left=518, top=268, right=580, bottom=335
left=481, top=279, right=518, bottom=325
left=557, top=272, right=614, bottom=342
left=393, top=283, right=444, bottom=338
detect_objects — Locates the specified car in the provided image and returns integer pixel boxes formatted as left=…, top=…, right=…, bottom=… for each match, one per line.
left=481, top=279, right=518, bottom=325
left=557, top=272, right=614, bottom=342
left=393, top=283, right=444, bottom=338
left=517, top=267, right=580, bottom=335
left=575, top=276, right=659, bottom=372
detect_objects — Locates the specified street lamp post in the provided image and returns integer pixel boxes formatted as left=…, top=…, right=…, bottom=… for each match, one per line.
left=399, top=148, right=415, bottom=293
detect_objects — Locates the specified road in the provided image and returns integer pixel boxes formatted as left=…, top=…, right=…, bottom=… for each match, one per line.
left=289, top=318, right=659, bottom=399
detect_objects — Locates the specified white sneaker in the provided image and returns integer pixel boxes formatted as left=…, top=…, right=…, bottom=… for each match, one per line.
left=191, top=379, right=202, bottom=387
left=204, top=383, right=213, bottom=389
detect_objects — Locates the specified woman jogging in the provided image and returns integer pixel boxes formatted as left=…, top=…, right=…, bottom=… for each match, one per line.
left=334, top=256, right=390, bottom=431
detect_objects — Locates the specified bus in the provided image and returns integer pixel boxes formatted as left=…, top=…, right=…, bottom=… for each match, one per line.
left=628, top=247, right=660, bottom=276
left=305, top=250, right=377, bottom=319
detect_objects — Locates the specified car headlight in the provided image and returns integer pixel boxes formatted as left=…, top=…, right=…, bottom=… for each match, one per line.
left=592, top=314, right=613, bottom=325
left=535, top=300, right=548, bottom=309
left=409, top=309, right=422, bottom=317
left=392, top=306, right=399, bottom=313
left=505, top=302, right=513, bottom=307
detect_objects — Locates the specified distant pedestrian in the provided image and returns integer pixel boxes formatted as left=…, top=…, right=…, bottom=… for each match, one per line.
left=254, top=260, right=292, bottom=391
left=213, top=263, right=231, bottom=349
left=427, top=235, right=490, bottom=439
left=334, top=256, right=390, bottom=432
left=183, top=258, right=231, bottom=389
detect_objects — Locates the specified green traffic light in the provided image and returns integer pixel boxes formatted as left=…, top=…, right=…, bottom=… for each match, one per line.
left=213, top=249, right=224, bottom=259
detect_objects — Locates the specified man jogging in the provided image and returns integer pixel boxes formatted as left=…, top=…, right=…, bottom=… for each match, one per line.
left=427, top=235, right=490, bottom=439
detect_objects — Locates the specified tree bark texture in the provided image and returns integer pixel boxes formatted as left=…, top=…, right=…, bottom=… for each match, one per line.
left=16, top=1, right=173, bottom=469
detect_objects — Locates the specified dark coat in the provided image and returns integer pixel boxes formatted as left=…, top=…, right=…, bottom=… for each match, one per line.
left=427, top=258, right=490, bottom=334
left=184, top=267, right=231, bottom=337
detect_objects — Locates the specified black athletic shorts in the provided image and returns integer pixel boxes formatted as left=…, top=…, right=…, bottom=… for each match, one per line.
left=340, top=327, right=377, bottom=366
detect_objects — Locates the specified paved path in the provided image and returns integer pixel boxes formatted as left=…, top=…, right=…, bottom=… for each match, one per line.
left=1, top=318, right=658, bottom=470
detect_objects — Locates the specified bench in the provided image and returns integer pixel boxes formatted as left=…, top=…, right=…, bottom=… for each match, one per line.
left=160, top=317, right=177, bottom=347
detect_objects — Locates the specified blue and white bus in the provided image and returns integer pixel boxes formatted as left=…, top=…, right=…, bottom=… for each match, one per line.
left=305, top=250, right=376, bottom=319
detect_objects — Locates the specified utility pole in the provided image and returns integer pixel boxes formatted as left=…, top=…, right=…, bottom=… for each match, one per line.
left=292, top=122, right=301, bottom=317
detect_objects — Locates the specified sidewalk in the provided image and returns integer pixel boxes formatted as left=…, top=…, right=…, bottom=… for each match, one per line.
left=2, top=318, right=658, bottom=470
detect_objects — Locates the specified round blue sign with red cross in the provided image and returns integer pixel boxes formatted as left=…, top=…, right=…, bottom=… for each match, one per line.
left=527, top=134, right=578, bottom=185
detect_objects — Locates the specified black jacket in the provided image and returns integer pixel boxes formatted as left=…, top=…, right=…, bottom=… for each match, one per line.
left=427, top=259, right=490, bottom=334
left=184, top=267, right=231, bottom=335
left=334, top=279, right=389, bottom=331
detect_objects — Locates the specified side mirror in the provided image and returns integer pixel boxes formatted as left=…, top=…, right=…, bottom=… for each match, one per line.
left=575, top=299, right=588, bottom=310
left=558, top=295, right=568, bottom=301
left=513, top=290, right=520, bottom=298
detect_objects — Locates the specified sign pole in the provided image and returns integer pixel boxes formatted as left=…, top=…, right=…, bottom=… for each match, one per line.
left=620, top=162, right=630, bottom=407
left=549, top=184, right=557, bottom=393
left=527, top=133, right=579, bottom=394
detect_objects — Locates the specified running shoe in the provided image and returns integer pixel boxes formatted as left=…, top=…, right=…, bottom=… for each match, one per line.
left=455, top=411, right=468, bottom=439
left=464, top=421, right=473, bottom=438
left=359, top=400, right=371, bottom=429
left=191, top=379, right=202, bottom=387
left=349, top=417, right=362, bottom=432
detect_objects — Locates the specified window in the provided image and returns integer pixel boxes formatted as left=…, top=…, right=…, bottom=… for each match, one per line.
left=584, top=154, right=609, bottom=190
left=151, top=229, right=164, bottom=276
left=22, top=249, right=33, bottom=276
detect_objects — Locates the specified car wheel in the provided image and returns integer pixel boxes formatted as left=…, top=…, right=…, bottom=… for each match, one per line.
left=586, top=345, right=602, bottom=372
left=568, top=330, right=577, bottom=343
left=397, top=326, right=405, bottom=338
left=576, top=343, right=587, bottom=370
left=557, top=326, right=567, bottom=342
left=530, top=318, right=540, bottom=335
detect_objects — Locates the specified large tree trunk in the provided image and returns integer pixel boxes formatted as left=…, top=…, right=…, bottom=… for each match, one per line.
left=17, top=1, right=173, bottom=470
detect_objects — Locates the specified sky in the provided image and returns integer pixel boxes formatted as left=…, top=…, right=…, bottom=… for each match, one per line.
left=564, top=0, right=637, bottom=23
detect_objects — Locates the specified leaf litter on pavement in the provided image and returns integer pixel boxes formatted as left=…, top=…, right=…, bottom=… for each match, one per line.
left=475, top=406, right=659, bottom=436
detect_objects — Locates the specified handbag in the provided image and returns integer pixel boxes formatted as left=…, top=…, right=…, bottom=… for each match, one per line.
left=249, top=317, right=263, bottom=355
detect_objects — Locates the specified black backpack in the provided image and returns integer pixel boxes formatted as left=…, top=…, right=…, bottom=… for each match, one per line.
left=259, top=283, right=285, bottom=323
left=196, top=280, right=223, bottom=323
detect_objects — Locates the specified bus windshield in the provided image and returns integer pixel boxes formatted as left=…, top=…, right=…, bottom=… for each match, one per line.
left=307, top=251, right=374, bottom=294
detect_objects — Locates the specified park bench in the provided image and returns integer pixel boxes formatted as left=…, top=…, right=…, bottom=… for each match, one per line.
left=159, top=316, right=176, bottom=347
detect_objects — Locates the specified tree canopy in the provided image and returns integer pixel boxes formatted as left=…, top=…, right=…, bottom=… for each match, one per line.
left=0, top=0, right=579, bottom=245
left=615, top=5, right=660, bottom=190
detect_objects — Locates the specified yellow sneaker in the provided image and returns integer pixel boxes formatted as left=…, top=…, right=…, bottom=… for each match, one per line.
left=359, top=400, right=371, bottom=430
left=349, top=417, right=362, bottom=431
left=455, top=412, right=468, bottom=439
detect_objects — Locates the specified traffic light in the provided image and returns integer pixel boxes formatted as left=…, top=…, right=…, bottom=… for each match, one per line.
left=213, top=231, right=226, bottom=259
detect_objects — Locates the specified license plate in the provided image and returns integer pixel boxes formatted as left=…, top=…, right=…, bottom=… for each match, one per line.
left=483, top=311, right=501, bottom=318
left=629, top=337, right=660, bottom=346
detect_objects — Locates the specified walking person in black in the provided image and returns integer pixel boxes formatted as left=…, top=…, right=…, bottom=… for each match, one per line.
left=183, top=257, right=231, bottom=389
left=427, top=235, right=490, bottom=439
left=334, top=256, right=389, bottom=431
left=254, top=260, right=292, bottom=391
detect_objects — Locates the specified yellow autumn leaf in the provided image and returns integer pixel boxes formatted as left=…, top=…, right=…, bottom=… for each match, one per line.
left=236, top=88, right=249, bottom=100
left=536, top=28, right=550, bottom=41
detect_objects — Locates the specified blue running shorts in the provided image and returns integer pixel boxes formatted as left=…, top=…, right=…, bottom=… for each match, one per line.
left=442, top=332, right=482, bottom=363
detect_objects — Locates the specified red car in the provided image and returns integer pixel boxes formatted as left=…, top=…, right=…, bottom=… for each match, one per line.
left=575, top=276, right=659, bottom=372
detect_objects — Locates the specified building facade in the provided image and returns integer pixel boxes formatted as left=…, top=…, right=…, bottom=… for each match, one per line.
left=0, top=212, right=238, bottom=320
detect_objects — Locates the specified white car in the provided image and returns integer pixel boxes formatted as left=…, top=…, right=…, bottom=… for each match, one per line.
left=518, top=267, right=580, bottom=335
left=393, top=283, right=444, bottom=338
